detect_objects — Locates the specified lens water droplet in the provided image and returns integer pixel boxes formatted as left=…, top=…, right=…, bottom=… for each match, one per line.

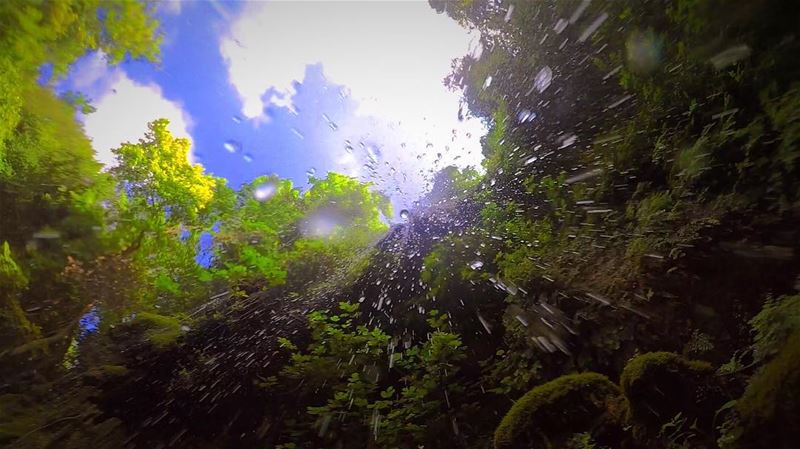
left=254, top=182, right=276, bottom=201
left=534, top=67, right=553, bottom=93
left=558, top=134, right=577, bottom=149
left=223, top=140, right=241, bottom=153
left=322, top=113, right=338, bottom=131
left=517, top=109, right=536, bottom=123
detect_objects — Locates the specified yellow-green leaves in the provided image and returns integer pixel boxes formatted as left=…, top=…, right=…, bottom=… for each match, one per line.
left=303, top=172, right=392, bottom=237
left=0, top=242, right=27, bottom=291
left=0, top=0, right=161, bottom=148
left=212, top=172, right=391, bottom=289
left=101, top=0, right=162, bottom=64
left=112, top=119, right=219, bottom=222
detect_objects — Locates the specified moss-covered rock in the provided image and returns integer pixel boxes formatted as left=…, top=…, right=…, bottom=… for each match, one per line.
left=493, top=372, right=620, bottom=449
left=0, top=390, right=125, bottom=449
left=0, top=393, right=46, bottom=444
left=83, top=364, right=130, bottom=385
left=620, top=352, right=720, bottom=440
left=131, top=312, right=183, bottom=348
left=0, top=241, right=41, bottom=355
left=721, top=332, right=800, bottom=449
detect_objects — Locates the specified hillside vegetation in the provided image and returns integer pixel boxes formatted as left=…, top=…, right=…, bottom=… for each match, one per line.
left=1, top=1, right=799, bottom=448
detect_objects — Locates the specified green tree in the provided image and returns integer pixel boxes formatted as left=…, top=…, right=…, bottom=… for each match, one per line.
left=213, top=176, right=301, bottom=286
left=0, top=0, right=161, bottom=172
left=107, top=119, right=230, bottom=313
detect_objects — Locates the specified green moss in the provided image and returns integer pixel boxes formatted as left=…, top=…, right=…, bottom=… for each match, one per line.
left=83, top=365, right=130, bottom=385
left=134, top=312, right=183, bottom=348
left=0, top=394, right=46, bottom=444
left=749, top=294, right=800, bottom=363
left=726, top=332, right=800, bottom=449
left=620, top=352, right=717, bottom=437
left=494, top=372, right=620, bottom=449
left=620, top=352, right=712, bottom=393
left=0, top=391, right=124, bottom=448
left=0, top=241, right=41, bottom=348
left=0, top=298, right=42, bottom=346
left=628, top=191, right=673, bottom=229
left=674, top=137, right=710, bottom=183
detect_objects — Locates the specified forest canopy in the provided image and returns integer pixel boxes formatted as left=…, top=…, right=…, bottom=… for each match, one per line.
left=1, top=1, right=800, bottom=448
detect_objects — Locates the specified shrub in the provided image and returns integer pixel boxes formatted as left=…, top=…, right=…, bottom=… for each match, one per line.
left=494, top=372, right=620, bottom=449
left=620, top=352, right=720, bottom=441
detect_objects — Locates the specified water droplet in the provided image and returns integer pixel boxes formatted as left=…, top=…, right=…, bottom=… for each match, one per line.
left=483, top=75, right=493, bottom=89
left=565, top=168, right=604, bottom=184
left=587, top=292, right=611, bottom=305
left=586, top=208, right=613, bottom=214
left=254, top=182, right=276, bottom=201
left=554, top=18, right=568, bottom=34
left=558, top=134, right=577, bottom=149
left=322, top=113, right=338, bottom=131
left=524, top=156, right=538, bottom=165
left=306, top=167, right=316, bottom=177
left=243, top=153, right=253, bottom=163
left=503, top=4, right=515, bottom=22
left=476, top=312, right=492, bottom=334
left=223, top=140, right=241, bottom=153
left=578, top=12, right=608, bottom=43
left=534, top=67, right=553, bottom=93
left=709, top=45, right=751, bottom=70
left=570, top=0, right=591, bottom=23
left=626, top=31, right=663, bottom=73
left=33, top=228, right=60, bottom=239
left=606, top=95, right=633, bottom=109
left=469, top=260, right=484, bottom=270
left=366, top=146, right=379, bottom=163
left=517, top=109, right=536, bottom=123
left=399, top=209, right=410, bottom=220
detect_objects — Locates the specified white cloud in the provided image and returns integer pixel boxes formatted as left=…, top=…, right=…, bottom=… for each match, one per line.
left=219, top=0, right=486, bottom=210
left=159, top=1, right=183, bottom=15
left=220, top=2, right=474, bottom=122
left=69, top=51, right=113, bottom=93
left=67, top=54, right=195, bottom=167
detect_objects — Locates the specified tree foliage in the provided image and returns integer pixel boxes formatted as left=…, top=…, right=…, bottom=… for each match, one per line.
left=2, top=0, right=800, bottom=448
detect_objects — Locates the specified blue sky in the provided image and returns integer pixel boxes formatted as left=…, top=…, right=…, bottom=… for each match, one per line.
left=58, top=1, right=486, bottom=217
